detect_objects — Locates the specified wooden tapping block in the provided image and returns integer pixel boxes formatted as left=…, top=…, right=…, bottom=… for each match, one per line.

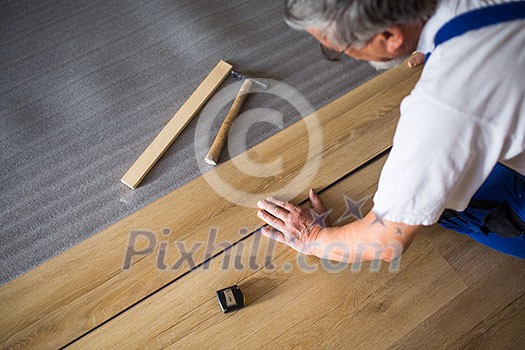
left=121, top=60, right=233, bottom=189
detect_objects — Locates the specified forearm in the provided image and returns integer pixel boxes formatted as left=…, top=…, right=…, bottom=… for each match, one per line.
left=311, top=212, right=419, bottom=263
left=256, top=194, right=420, bottom=265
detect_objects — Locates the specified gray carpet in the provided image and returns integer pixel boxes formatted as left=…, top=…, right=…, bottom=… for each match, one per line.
left=0, top=0, right=378, bottom=285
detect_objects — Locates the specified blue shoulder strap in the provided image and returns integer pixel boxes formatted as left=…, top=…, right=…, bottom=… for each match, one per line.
left=425, top=1, right=525, bottom=62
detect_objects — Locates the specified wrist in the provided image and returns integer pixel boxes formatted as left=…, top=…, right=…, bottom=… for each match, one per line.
left=307, top=225, right=328, bottom=257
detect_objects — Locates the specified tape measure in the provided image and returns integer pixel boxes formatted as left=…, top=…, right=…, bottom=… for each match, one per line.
left=216, top=285, right=245, bottom=313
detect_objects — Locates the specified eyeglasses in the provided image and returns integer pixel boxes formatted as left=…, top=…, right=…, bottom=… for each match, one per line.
left=320, top=43, right=350, bottom=61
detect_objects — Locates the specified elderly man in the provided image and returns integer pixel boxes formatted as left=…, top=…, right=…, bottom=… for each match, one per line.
left=257, top=0, right=525, bottom=262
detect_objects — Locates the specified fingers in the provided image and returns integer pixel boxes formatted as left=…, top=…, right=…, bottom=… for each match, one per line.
left=257, top=209, right=287, bottom=233
left=257, top=198, right=290, bottom=219
left=309, top=188, right=327, bottom=212
left=261, top=226, right=287, bottom=244
left=265, top=197, right=296, bottom=212
left=408, top=52, right=425, bottom=68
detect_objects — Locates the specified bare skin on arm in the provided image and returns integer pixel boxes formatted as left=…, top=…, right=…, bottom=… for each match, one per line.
left=257, top=190, right=422, bottom=263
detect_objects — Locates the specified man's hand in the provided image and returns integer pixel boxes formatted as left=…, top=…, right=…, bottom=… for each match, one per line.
left=257, top=189, right=330, bottom=255
left=408, top=52, right=425, bottom=68
left=257, top=189, right=422, bottom=264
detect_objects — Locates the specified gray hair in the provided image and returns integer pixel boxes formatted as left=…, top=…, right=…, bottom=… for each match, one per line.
left=284, top=0, right=437, bottom=48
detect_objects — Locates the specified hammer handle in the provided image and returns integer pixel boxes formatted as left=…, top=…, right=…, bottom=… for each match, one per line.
left=205, top=79, right=253, bottom=165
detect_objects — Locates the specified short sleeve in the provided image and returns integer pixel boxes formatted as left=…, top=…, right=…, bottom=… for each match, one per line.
left=372, top=89, right=506, bottom=226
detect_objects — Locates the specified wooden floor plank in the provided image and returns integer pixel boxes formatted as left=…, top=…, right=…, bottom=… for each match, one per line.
left=446, top=293, right=525, bottom=350
left=67, top=156, right=467, bottom=349
left=256, top=238, right=463, bottom=350
left=387, top=255, right=525, bottom=349
left=424, top=226, right=515, bottom=287
left=0, top=64, right=422, bottom=349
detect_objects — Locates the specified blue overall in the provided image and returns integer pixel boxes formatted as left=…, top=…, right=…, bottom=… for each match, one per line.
left=428, top=2, right=525, bottom=258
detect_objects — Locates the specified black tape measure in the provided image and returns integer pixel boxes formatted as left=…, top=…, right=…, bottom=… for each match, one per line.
left=216, top=285, right=245, bottom=313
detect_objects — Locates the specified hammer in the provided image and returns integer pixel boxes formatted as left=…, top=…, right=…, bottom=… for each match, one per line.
left=204, top=71, right=268, bottom=165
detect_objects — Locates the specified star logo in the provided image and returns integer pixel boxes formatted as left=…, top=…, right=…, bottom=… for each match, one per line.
left=394, top=226, right=405, bottom=237
left=310, top=209, right=332, bottom=228
left=369, top=211, right=386, bottom=227
left=336, top=194, right=369, bottom=223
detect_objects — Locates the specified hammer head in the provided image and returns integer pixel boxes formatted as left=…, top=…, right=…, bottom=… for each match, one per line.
left=231, top=71, right=269, bottom=90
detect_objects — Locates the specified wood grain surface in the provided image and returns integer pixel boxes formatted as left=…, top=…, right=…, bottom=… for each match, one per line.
left=70, top=154, right=525, bottom=350
left=67, top=156, right=468, bottom=349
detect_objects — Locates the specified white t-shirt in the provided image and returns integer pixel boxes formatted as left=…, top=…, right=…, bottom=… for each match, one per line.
left=373, top=0, right=525, bottom=226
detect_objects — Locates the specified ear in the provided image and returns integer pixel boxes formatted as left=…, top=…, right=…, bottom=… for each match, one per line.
left=382, top=26, right=405, bottom=55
